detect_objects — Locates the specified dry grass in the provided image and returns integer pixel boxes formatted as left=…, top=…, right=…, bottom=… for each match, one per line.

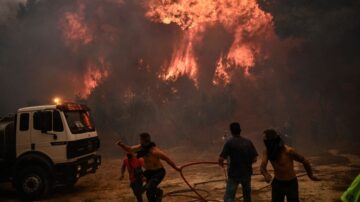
left=0, top=147, right=359, bottom=202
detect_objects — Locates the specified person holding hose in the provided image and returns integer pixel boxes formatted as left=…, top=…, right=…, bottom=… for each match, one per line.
left=117, top=133, right=180, bottom=202
left=260, top=129, right=320, bottom=202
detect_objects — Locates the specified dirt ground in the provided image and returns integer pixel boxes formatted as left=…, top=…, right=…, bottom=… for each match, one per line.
left=1, top=146, right=359, bottom=202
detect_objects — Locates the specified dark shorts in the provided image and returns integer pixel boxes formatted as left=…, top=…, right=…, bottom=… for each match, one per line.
left=272, top=177, right=299, bottom=202
left=143, top=168, right=166, bottom=202
left=143, top=168, right=165, bottom=179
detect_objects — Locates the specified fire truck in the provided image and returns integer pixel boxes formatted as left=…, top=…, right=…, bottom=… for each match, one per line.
left=0, top=103, right=101, bottom=200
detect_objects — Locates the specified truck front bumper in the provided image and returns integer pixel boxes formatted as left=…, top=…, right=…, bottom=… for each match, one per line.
left=55, top=154, right=101, bottom=184
left=73, top=154, right=101, bottom=177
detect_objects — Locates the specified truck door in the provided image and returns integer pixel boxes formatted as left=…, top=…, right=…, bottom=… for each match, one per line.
left=16, top=112, right=31, bottom=158
left=31, top=110, right=68, bottom=163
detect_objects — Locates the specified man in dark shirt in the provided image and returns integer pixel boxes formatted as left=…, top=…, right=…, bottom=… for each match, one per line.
left=219, top=122, right=258, bottom=202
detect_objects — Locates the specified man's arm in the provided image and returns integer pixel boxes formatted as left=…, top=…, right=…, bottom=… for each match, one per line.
left=218, top=156, right=225, bottom=167
left=260, top=150, right=272, bottom=183
left=289, top=148, right=320, bottom=181
left=155, top=149, right=181, bottom=172
left=116, top=140, right=141, bottom=153
left=120, top=160, right=126, bottom=180
left=219, top=142, right=229, bottom=167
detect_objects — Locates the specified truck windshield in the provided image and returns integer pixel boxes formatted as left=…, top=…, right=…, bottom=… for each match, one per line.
left=64, top=111, right=95, bottom=134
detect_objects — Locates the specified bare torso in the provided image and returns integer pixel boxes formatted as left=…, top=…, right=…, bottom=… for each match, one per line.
left=270, top=145, right=297, bottom=180
left=143, top=147, right=164, bottom=170
left=261, top=144, right=318, bottom=183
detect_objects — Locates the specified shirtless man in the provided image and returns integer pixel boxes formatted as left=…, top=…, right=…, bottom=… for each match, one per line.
left=117, top=133, right=180, bottom=202
left=260, top=129, right=320, bottom=202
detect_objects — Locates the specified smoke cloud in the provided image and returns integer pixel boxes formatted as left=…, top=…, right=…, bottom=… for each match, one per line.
left=0, top=0, right=359, bottom=149
left=0, top=0, right=27, bottom=25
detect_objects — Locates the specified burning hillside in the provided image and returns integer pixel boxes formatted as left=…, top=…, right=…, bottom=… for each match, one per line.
left=45, top=0, right=282, bottom=144
left=0, top=0, right=359, bottom=147
left=0, top=1, right=360, bottom=201
left=57, top=0, right=276, bottom=95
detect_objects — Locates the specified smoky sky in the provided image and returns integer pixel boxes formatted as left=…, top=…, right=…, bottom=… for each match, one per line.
left=258, top=0, right=360, bottom=144
left=0, top=0, right=359, bottom=147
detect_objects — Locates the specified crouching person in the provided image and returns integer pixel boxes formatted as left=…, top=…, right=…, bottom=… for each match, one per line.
left=117, top=133, right=180, bottom=202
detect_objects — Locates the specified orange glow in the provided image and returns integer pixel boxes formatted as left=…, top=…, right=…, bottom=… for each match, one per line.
left=213, top=56, right=230, bottom=86
left=161, top=28, right=201, bottom=86
left=60, top=1, right=93, bottom=50
left=53, top=97, right=61, bottom=104
left=82, top=111, right=93, bottom=129
left=59, top=1, right=110, bottom=97
left=82, top=57, right=110, bottom=97
left=145, top=0, right=274, bottom=86
left=58, top=0, right=276, bottom=99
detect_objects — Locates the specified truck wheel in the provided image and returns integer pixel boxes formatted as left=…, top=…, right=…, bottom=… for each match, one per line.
left=15, top=166, right=52, bottom=200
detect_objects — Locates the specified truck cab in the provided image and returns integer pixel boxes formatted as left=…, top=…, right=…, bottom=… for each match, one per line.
left=0, top=103, right=101, bottom=200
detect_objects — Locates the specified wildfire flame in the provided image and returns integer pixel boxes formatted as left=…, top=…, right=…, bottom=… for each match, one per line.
left=58, top=0, right=275, bottom=98
left=59, top=1, right=109, bottom=98
left=145, top=0, right=274, bottom=86
left=60, top=1, right=93, bottom=50
left=213, top=55, right=231, bottom=86
left=161, top=28, right=201, bottom=86
left=82, top=57, right=110, bottom=97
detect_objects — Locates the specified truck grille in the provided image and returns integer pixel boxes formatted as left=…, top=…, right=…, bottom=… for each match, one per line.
left=67, top=137, right=100, bottom=159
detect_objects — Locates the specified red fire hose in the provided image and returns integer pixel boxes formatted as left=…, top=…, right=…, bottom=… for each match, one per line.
left=169, top=161, right=315, bottom=202
left=177, top=161, right=227, bottom=202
